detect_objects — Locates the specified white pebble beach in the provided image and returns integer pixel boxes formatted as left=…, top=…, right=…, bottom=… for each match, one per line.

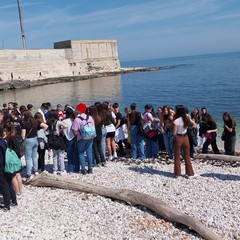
left=0, top=155, right=239, bottom=240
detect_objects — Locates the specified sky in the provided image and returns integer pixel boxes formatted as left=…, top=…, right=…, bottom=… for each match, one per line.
left=0, top=0, right=240, bottom=61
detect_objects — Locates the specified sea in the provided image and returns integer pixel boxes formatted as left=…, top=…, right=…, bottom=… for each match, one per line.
left=0, top=51, right=240, bottom=149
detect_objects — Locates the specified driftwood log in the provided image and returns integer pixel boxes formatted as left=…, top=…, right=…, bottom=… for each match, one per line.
left=195, top=153, right=240, bottom=162
left=29, top=174, right=222, bottom=240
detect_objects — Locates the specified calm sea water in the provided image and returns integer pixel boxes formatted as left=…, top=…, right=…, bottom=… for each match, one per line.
left=0, top=52, right=239, bottom=149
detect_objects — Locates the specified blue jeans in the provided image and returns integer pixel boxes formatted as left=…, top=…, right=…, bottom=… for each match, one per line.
left=130, top=125, right=145, bottom=160
left=66, top=138, right=78, bottom=173
left=163, top=127, right=174, bottom=159
left=53, top=149, right=65, bottom=172
left=25, top=137, right=38, bottom=176
left=77, top=138, right=93, bottom=171
left=101, top=127, right=107, bottom=160
left=145, top=138, right=158, bottom=158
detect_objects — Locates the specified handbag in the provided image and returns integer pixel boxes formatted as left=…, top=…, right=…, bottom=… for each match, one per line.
left=205, top=132, right=213, bottom=139
left=146, top=130, right=157, bottom=139
left=221, top=132, right=226, bottom=141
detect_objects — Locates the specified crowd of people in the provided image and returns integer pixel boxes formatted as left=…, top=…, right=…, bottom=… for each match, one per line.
left=0, top=100, right=237, bottom=211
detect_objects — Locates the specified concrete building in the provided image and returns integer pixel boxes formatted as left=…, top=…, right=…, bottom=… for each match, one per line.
left=0, top=40, right=120, bottom=82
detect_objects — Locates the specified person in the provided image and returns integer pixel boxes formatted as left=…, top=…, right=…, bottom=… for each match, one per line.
left=198, top=107, right=208, bottom=149
left=3, top=122, right=24, bottom=198
left=47, top=110, right=67, bottom=175
left=156, top=107, right=166, bottom=152
left=161, top=106, right=175, bottom=160
left=102, top=102, right=117, bottom=160
left=222, top=112, right=237, bottom=155
left=89, top=105, right=105, bottom=166
left=72, top=103, right=95, bottom=174
left=95, top=102, right=107, bottom=160
left=0, top=125, right=17, bottom=211
left=62, top=107, right=78, bottom=173
left=34, top=112, right=48, bottom=173
left=57, top=104, right=64, bottom=120
left=27, top=104, right=33, bottom=112
left=112, top=102, right=129, bottom=157
left=37, top=103, right=47, bottom=123
left=191, top=107, right=201, bottom=148
left=128, top=103, right=145, bottom=160
left=143, top=104, right=159, bottom=158
left=202, top=113, right=220, bottom=154
left=21, top=110, right=48, bottom=181
left=173, top=105, right=196, bottom=178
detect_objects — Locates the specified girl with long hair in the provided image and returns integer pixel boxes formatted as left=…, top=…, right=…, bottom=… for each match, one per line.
left=89, top=105, right=105, bottom=166
left=173, top=105, right=196, bottom=178
left=222, top=112, right=237, bottom=155
left=62, top=107, right=78, bottom=173
left=21, top=110, right=48, bottom=181
left=3, top=122, right=23, bottom=198
left=34, top=112, right=48, bottom=173
left=202, top=113, right=220, bottom=154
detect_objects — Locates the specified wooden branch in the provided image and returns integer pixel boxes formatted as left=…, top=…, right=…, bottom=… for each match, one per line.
left=195, top=153, right=240, bottom=162
left=29, top=174, right=222, bottom=240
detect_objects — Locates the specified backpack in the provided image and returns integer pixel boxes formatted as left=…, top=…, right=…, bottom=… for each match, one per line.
left=0, top=141, right=22, bottom=174
left=139, top=114, right=158, bottom=138
left=78, top=115, right=96, bottom=140
left=48, top=120, right=66, bottom=150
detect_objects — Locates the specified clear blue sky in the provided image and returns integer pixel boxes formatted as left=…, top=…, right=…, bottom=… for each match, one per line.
left=0, top=0, right=240, bottom=61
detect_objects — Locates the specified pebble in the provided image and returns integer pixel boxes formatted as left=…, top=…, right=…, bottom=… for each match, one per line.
left=0, top=155, right=239, bottom=240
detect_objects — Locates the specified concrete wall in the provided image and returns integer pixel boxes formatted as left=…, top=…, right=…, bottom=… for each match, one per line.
left=0, top=49, right=72, bottom=81
left=0, top=40, right=121, bottom=82
left=54, top=40, right=120, bottom=75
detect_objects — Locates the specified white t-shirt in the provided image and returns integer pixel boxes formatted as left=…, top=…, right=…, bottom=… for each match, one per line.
left=62, top=118, right=75, bottom=141
left=173, top=117, right=187, bottom=134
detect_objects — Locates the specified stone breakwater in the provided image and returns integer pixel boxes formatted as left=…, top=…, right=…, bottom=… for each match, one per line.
left=0, top=67, right=163, bottom=91
left=0, top=156, right=239, bottom=240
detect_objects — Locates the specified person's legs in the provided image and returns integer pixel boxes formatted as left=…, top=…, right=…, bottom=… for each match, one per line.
left=38, top=146, right=46, bottom=171
left=52, top=149, right=58, bottom=172
left=93, top=140, right=100, bottom=164
left=211, top=139, right=220, bottom=154
left=101, top=127, right=107, bottom=160
left=145, top=139, right=151, bottom=158
left=59, top=150, right=65, bottom=172
left=173, top=137, right=182, bottom=176
left=130, top=126, right=138, bottom=159
left=85, top=139, right=93, bottom=171
left=230, top=135, right=236, bottom=155
left=106, top=137, right=112, bottom=160
left=151, top=139, right=159, bottom=158
left=77, top=139, right=86, bottom=171
left=137, top=134, right=145, bottom=160
left=202, top=139, right=211, bottom=153
left=66, top=139, right=74, bottom=173
left=182, top=136, right=194, bottom=176
left=0, top=175, right=11, bottom=208
left=96, top=138, right=105, bottom=164
left=31, top=137, right=38, bottom=173
left=25, top=138, right=35, bottom=176
left=163, top=132, right=173, bottom=159
left=11, top=175, right=20, bottom=194
left=16, top=173, right=23, bottom=193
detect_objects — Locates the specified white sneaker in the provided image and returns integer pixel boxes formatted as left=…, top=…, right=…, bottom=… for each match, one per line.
left=52, top=171, right=57, bottom=175
left=42, top=170, right=48, bottom=174
left=109, top=156, right=113, bottom=161
left=34, top=171, right=39, bottom=176
left=113, top=152, right=118, bottom=159
left=60, top=170, right=67, bottom=176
